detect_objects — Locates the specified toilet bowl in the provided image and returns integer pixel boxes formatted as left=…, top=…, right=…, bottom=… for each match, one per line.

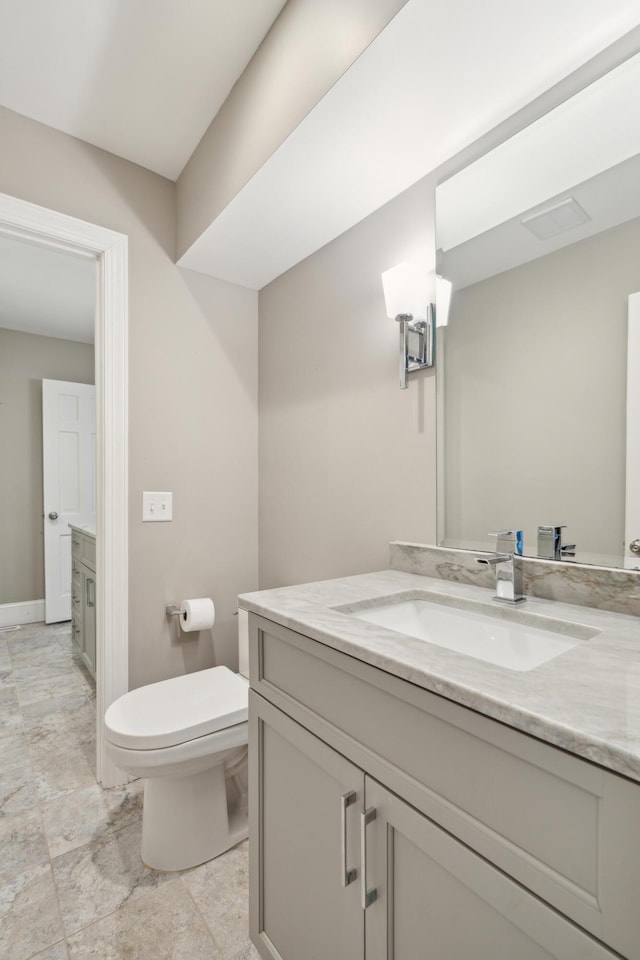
left=104, top=613, right=250, bottom=872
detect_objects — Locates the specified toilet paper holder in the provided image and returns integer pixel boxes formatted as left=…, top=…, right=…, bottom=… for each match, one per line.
left=166, top=604, right=182, bottom=618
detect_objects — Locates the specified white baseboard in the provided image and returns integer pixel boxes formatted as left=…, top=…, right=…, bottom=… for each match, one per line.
left=0, top=600, right=45, bottom=628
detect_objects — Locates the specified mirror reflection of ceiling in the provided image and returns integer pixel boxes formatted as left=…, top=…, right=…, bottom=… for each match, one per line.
left=437, top=51, right=640, bottom=287
left=0, top=233, right=95, bottom=343
left=435, top=48, right=640, bottom=571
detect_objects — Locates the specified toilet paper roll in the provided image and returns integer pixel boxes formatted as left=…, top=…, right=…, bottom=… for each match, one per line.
left=180, top=598, right=215, bottom=632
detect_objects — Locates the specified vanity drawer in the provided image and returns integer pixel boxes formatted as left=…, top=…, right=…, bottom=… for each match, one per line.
left=71, top=529, right=96, bottom=571
left=250, top=614, right=640, bottom=958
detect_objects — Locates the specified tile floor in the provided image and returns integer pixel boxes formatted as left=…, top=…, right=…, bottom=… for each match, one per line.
left=0, top=621, right=258, bottom=960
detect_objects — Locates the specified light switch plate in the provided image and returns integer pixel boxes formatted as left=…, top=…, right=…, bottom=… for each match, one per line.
left=142, top=491, right=173, bottom=522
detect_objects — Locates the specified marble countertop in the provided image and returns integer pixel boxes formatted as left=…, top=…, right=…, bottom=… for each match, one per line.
left=68, top=522, right=96, bottom=538
left=239, top=569, right=640, bottom=783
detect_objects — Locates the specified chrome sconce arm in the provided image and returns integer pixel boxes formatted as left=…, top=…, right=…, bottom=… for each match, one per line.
left=382, top=261, right=445, bottom=390
left=395, top=302, right=435, bottom=389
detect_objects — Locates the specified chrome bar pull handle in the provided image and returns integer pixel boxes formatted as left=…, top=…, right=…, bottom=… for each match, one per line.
left=360, top=807, right=378, bottom=909
left=340, top=791, right=357, bottom=887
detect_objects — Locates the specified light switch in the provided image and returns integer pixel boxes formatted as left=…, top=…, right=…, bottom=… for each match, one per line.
left=142, top=491, right=173, bottom=522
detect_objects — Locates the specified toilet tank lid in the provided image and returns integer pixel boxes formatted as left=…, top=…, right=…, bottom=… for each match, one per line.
left=104, top=666, right=248, bottom=750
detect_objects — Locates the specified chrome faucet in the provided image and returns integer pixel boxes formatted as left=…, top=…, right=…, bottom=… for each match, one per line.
left=475, top=530, right=526, bottom=603
left=537, top=525, right=576, bottom=560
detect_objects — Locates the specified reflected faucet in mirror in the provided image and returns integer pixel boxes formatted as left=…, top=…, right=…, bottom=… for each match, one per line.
left=537, top=525, right=576, bottom=560
left=475, top=530, right=526, bottom=604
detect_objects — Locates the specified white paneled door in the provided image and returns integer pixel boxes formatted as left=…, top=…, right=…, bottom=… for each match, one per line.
left=42, top=379, right=96, bottom=623
left=626, top=293, right=640, bottom=569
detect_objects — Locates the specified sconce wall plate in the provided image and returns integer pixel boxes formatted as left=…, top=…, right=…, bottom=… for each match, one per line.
left=396, top=303, right=434, bottom=389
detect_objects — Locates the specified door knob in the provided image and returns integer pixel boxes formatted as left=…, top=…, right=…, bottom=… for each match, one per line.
left=629, top=539, right=640, bottom=554
left=48, top=511, right=59, bottom=520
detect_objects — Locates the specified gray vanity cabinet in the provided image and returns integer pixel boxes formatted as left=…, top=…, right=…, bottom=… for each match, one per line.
left=365, top=778, right=615, bottom=960
left=248, top=614, right=638, bottom=960
left=253, top=696, right=363, bottom=960
left=71, top=526, right=96, bottom=679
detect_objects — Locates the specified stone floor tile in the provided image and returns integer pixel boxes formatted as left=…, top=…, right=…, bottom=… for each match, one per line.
left=0, top=687, right=23, bottom=737
left=52, top=821, right=172, bottom=936
left=0, top=863, right=65, bottom=960
left=55, top=631, right=75, bottom=651
left=0, top=712, right=24, bottom=738
left=0, top=808, right=49, bottom=882
left=29, top=742, right=97, bottom=803
left=0, top=685, right=19, bottom=709
left=0, top=731, right=30, bottom=768
left=229, top=945, right=261, bottom=960
left=10, top=658, right=77, bottom=685
left=0, top=748, right=38, bottom=818
left=22, top=687, right=93, bottom=730
left=42, top=780, right=143, bottom=858
left=0, top=665, right=15, bottom=688
left=7, top=632, right=59, bottom=655
left=10, top=641, right=73, bottom=664
left=182, top=841, right=251, bottom=958
left=16, top=672, right=87, bottom=708
left=0, top=621, right=255, bottom=957
left=66, top=879, right=220, bottom=960
left=30, top=942, right=70, bottom=959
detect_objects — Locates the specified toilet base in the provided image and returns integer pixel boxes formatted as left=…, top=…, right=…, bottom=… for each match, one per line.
left=141, top=761, right=248, bottom=872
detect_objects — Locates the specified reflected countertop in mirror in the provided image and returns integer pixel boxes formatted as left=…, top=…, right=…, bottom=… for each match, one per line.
left=435, top=47, right=640, bottom=571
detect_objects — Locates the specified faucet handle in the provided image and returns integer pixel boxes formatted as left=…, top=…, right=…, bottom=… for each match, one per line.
left=488, top=530, right=523, bottom=556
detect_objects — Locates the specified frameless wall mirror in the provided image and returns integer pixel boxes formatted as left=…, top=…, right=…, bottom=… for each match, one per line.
left=435, top=48, right=640, bottom=570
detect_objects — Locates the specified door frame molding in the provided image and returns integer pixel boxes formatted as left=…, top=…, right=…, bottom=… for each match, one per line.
left=0, top=191, right=128, bottom=787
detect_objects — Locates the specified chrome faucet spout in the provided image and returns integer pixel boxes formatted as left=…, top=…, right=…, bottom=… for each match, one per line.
left=475, top=554, right=510, bottom=567
left=475, top=530, right=526, bottom=604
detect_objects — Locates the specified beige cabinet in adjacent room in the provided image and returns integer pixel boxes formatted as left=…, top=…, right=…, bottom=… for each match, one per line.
left=70, top=525, right=96, bottom=679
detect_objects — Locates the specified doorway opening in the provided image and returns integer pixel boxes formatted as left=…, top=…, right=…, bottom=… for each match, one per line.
left=0, top=190, right=128, bottom=787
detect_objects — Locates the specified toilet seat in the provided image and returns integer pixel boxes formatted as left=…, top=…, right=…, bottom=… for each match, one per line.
left=105, top=665, right=248, bottom=750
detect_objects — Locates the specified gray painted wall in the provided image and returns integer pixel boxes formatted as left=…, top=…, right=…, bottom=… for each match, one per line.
left=0, top=328, right=94, bottom=604
left=0, top=105, right=259, bottom=689
left=258, top=175, right=438, bottom=588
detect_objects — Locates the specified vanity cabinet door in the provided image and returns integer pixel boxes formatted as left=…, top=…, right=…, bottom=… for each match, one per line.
left=364, top=777, right=617, bottom=960
left=250, top=693, right=364, bottom=960
left=71, top=560, right=82, bottom=650
left=79, top=565, right=96, bottom=679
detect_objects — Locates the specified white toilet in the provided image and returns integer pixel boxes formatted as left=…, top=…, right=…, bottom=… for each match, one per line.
left=104, top=611, right=250, bottom=871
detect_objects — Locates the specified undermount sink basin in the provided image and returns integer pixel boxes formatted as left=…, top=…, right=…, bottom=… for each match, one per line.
left=347, top=596, right=596, bottom=672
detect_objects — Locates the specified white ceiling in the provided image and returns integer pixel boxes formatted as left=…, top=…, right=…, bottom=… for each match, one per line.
left=0, top=0, right=285, bottom=339
left=1, top=0, right=639, bottom=306
left=178, top=0, right=640, bottom=288
left=0, top=0, right=287, bottom=180
left=0, top=234, right=96, bottom=343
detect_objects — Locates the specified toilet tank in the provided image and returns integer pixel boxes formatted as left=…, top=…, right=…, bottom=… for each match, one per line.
left=238, top=609, right=249, bottom=679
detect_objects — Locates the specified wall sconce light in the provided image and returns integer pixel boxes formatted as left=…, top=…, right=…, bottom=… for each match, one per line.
left=435, top=275, right=452, bottom=328
left=382, top=261, right=434, bottom=389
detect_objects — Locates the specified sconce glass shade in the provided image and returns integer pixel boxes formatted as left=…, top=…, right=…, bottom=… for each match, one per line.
left=435, top=275, right=452, bottom=327
left=381, top=261, right=429, bottom=321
